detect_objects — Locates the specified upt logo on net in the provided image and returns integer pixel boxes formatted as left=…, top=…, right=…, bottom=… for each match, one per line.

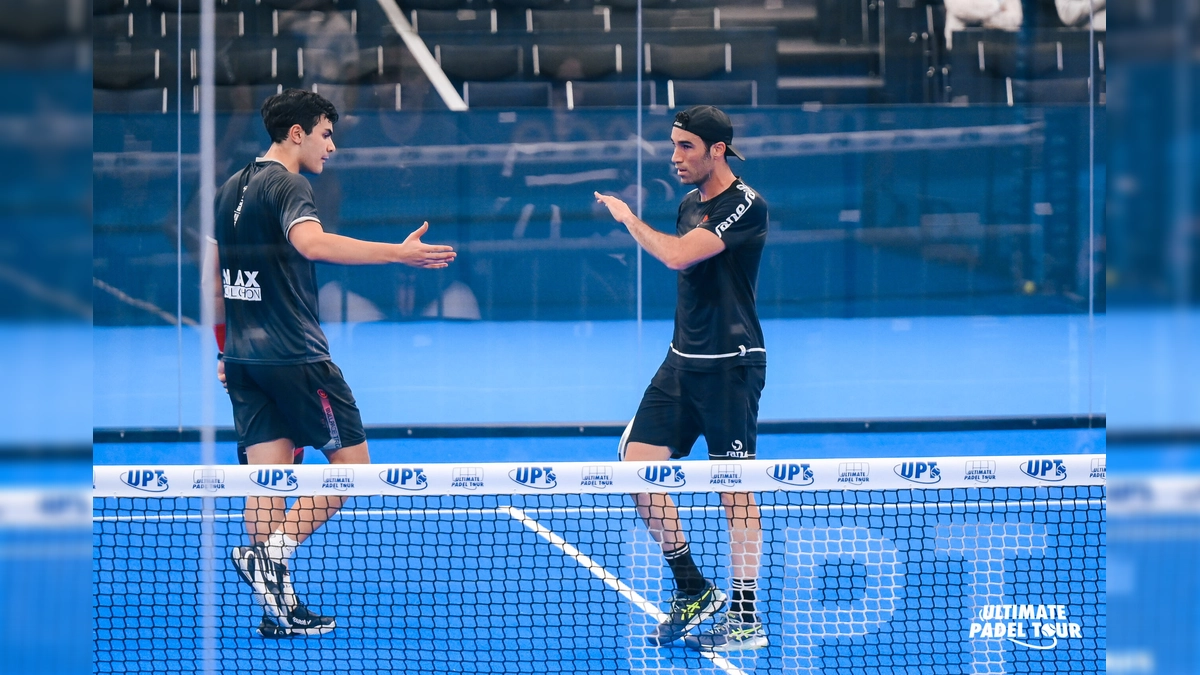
left=509, top=466, right=557, bottom=490
left=768, top=462, right=814, bottom=486
left=121, top=469, right=169, bottom=493
left=381, top=468, right=427, bottom=491
left=1020, top=458, right=1067, bottom=482
left=639, top=464, right=686, bottom=488
left=251, top=468, right=298, bottom=492
left=894, top=461, right=941, bottom=484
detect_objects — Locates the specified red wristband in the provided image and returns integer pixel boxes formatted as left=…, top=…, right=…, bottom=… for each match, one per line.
left=214, top=323, right=226, bottom=353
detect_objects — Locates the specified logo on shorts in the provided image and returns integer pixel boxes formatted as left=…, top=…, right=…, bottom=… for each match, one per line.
left=451, top=467, right=485, bottom=490
left=251, top=468, right=298, bottom=492
left=1090, top=458, right=1106, bottom=480
left=509, top=466, right=557, bottom=490
left=894, top=461, right=941, bottom=484
left=121, top=469, right=169, bottom=493
left=965, top=460, right=998, bottom=483
left=837, top=462, right=870, bottom=485
left=768, top=463, right=814, bottom=486
left=638, top=464, right=686, bottom=488
left=727, top=440, right=749, bottom=458
left=580, top=466, right=614, bottom=489
left=322, top=468, right=355, bottom=491
left=381, top=468, right=427, bottom=491
left=192, top=469, right=226, bottom=492
left=222, top=269, right=261, bottom=302
left=710, top=464, right=743, bottom=487
left=1020, top=459, right=1067, bottom=482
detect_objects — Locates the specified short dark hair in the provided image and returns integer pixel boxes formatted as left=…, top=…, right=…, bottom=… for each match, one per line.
left=261, top=89, right=339, bottom=144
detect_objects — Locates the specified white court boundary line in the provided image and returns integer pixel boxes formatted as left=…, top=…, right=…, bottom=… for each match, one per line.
left=501, top=505, right=751, bottom=675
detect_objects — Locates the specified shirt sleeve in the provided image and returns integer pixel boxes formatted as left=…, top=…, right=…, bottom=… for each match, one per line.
left=697, top=184, right=767, bottom=250
left=269, top=171, right=321, bottom=238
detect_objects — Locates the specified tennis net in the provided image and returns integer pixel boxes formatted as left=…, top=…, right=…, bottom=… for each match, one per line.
left=93, top=454, right=1105, bottom=674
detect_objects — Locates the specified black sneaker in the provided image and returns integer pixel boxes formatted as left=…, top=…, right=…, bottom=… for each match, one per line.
left=230, top=544, right=289, bottom=623
left=257, top=613, right=292, bottom=639
left=283, top=602, right=337, bottom=636
left=649, top=581, right=727, bottom=645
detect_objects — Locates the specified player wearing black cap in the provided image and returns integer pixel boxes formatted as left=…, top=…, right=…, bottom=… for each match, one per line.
left=595, top=105, right=768, bottom=653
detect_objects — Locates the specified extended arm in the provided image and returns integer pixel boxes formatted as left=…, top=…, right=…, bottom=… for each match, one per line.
left=288, top=220, right=456, bottom=268
left=594, top=192, right=724, bottom=271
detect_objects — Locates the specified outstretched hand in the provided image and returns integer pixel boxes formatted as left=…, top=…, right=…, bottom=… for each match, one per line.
left=594, top=192, right=635, bottom=226
left=400, top=222, right=456, bottom=269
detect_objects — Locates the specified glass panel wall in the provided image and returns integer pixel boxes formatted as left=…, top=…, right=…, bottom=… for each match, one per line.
left=92, top=0, right=1103, bottom=442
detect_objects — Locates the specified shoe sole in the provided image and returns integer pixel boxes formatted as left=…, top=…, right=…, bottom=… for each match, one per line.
left=286, top=623, right=337, bottom=637
left=649, top=588, right=728, bottom=646
left=694, top=636, right=770, bottom=653
left=230, top=546, right=290, bottom=624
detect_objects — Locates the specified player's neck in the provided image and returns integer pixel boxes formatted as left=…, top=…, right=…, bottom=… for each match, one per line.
left=261, top=144, right=300, bottom=173
left=696, top=165, right=736, bottom=202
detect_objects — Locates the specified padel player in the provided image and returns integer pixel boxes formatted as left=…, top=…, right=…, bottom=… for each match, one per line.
left=206, top=89, right=456, bottom=637
left=595, top=105, right=769, bottom=653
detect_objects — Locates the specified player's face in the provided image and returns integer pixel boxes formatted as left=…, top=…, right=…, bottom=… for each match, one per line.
left=670, top=128, right=715, bottom=186
left=299, top=116, right=336, bottom=174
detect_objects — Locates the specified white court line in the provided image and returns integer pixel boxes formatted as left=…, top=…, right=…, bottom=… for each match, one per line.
left=501, top=505, right=751, bottom=675
left=93, top=499, right=1106, bottom=523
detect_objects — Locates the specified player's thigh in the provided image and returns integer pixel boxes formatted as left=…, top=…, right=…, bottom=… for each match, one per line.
left=623, top=363, right=702, bottom=460
left=254, top=361, right=367, bottom=453
left=225, top=361, right=298, bottom=452
left=694, top=365, right=765, bottom=460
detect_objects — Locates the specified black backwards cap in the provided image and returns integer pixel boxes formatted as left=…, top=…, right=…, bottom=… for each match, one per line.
left=672, top=105, right=744, bottom=160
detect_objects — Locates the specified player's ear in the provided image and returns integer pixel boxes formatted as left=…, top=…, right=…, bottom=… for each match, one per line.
left=288, top=123, right=305, bottom=144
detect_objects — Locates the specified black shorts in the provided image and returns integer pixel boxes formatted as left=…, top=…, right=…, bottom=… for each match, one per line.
left=623, top=362, right=765, bottom=460
left=224, top=359, right=366, bottom=454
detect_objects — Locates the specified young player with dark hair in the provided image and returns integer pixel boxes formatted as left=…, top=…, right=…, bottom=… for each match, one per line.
left=206, top=88, right=456, bottom=637
left=595, top=105, right=769, bottom=653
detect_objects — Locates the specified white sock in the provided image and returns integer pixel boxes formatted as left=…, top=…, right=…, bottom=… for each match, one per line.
left=264, top=531, right=298, bottom=562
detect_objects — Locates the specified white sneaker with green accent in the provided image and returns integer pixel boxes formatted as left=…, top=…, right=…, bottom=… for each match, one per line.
left=683, top=614, right=768, bottom=653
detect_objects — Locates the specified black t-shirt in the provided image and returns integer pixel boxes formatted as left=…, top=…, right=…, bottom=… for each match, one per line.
left=666, top=178, right=768, bottom=372
left=214, top=159, right=330, bottom=365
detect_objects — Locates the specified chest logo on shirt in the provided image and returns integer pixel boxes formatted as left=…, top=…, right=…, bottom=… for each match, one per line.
left=223, top=268, right=262, bottom=302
